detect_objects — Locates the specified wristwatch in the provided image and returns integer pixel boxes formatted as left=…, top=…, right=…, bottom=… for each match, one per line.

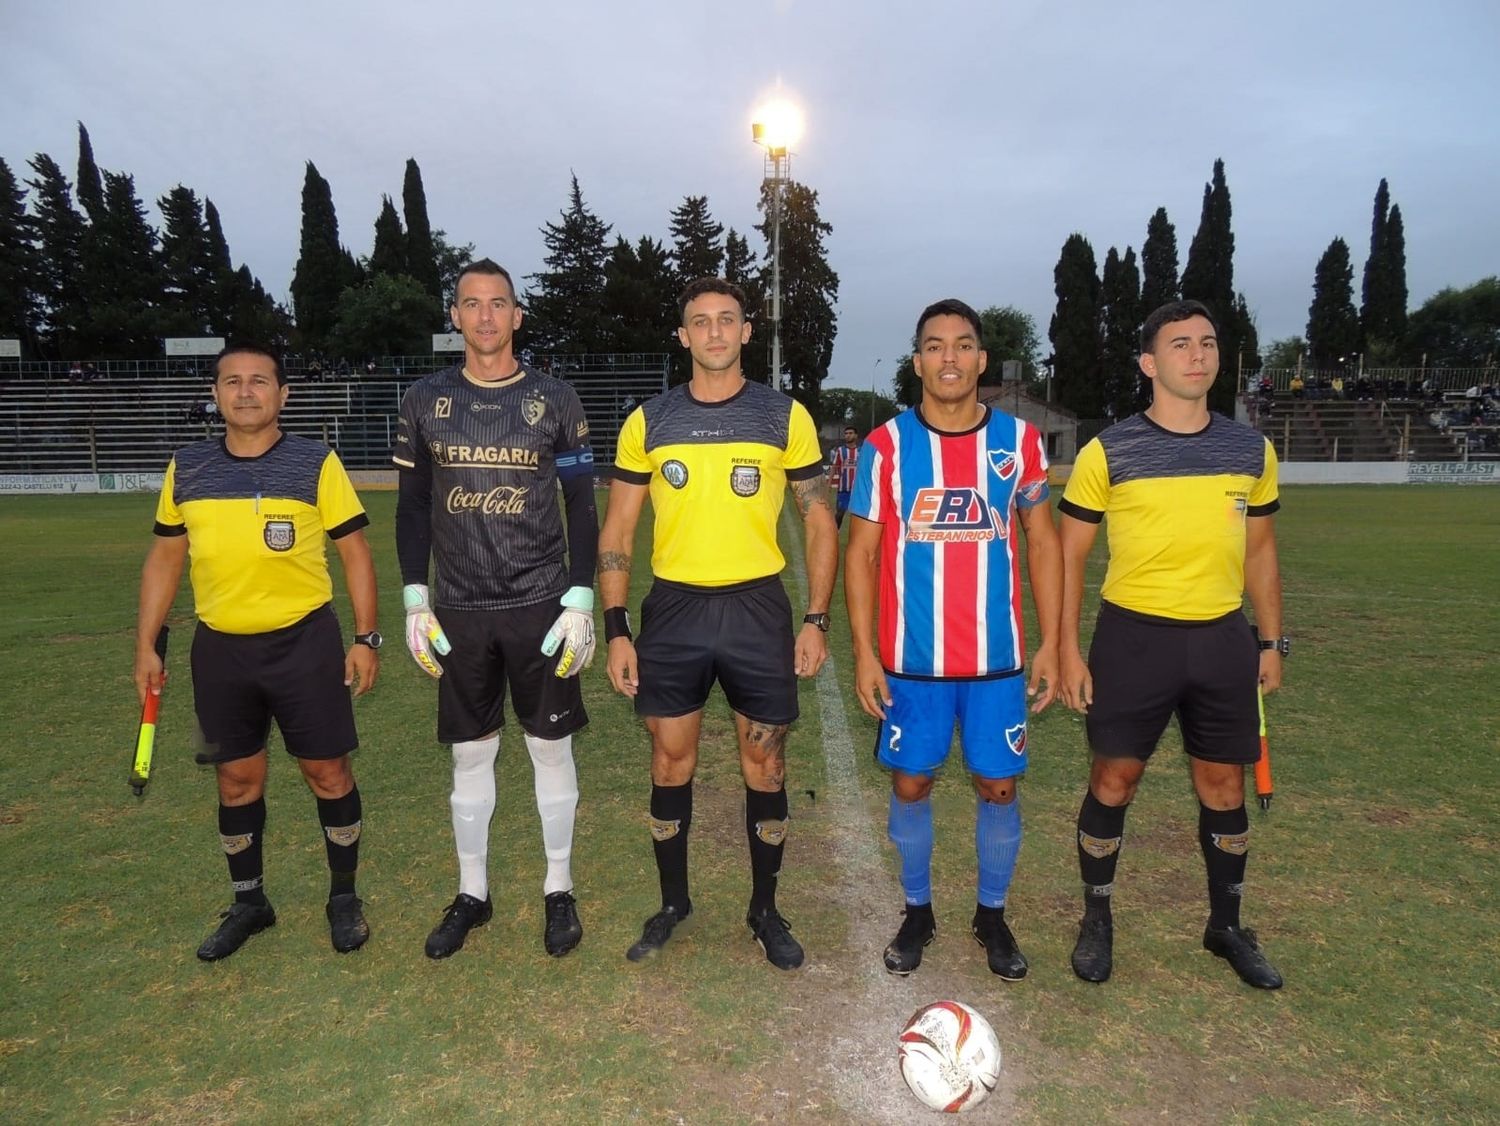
left=1257, top=636, right=1290, bottom=657
left=353, top=631, right=384, bottom=650
left=803, top=613, right=831, bottom=633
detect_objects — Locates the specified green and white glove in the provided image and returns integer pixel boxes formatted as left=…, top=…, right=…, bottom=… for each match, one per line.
left=403, top=584, right=451, bottom=679
left=541, top=586, right=595, bottom=678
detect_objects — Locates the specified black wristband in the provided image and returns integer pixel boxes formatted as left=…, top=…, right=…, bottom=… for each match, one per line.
left=604, top=606, right=632, bottom=642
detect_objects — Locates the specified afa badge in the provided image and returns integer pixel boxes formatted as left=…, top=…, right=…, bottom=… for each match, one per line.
left=662, top=460, right=689, bottom=489
left=264, top=520, right=295, bottom=552
left=730, top=465, right=761, bottom=497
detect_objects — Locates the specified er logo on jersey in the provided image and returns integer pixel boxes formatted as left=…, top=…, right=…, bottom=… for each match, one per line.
left=907, top=488, right=1003, bottom=543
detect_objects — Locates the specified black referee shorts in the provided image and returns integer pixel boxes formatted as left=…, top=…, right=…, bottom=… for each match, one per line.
left=434, top=598, right=587, bottom=744
left=191, top=604, right=357, bottom=762
left=635, top=576, right=798, bottom=726
left=1084, top=601, right=1260, bottom=765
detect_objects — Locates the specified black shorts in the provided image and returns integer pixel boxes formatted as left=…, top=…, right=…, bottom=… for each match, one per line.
left=434, top=599, right=587, bottom=743
left=635, top=576, right=798, bottom=725
left=191, top=604, right=358, bottom=762
left=1084, top=601, right=1260, bottom=764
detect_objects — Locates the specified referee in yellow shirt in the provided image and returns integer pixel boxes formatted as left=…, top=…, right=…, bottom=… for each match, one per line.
left=1058, top=301, right=1287, bottom=989
left=135, top=344, right=380, bottom=961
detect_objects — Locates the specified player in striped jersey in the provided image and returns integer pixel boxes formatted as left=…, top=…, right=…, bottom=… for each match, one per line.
left=845, top=299, right=1061, bottom=979
left=827, top=426, right=860, bottom=528
left=392, top=259, right=598, bottom=961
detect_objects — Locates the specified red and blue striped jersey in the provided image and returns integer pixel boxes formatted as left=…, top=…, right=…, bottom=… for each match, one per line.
left=850, top=406, right=1049, bottom=678
left=828, top=443, right=859, bottom=493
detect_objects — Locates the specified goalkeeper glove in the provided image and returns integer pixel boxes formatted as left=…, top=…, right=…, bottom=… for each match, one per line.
left=541, top=586, right=595, bottom=678
left=403, top=584, right=451, bottom=679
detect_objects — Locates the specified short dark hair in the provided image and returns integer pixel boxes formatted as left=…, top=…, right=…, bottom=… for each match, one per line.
left=913, top=299, right=983, bottom=351
left=678, top=277, right=747, bottom=321
left=453, top=257, right=518, bottom=305
left=1140, top=299, right=1218, bottom=352
left=843, top=425, right=858, bottom=434
left=214, top=342, right=284, bottom=385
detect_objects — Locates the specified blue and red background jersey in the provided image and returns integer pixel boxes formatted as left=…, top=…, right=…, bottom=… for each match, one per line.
left=829, top=443, right=859, bottom=493
left=849, top=406, right=1049, bottom=678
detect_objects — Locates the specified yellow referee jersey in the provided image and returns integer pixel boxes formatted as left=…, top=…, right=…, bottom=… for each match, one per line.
left=1059, top=413, right=1278, bottom=620
left=153, top=434, right=369, bottom=634
left=614, top=380, right=824, bottom=586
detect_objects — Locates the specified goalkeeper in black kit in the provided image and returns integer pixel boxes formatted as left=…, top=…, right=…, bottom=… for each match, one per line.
left=393, top=258, right=599, bottom=960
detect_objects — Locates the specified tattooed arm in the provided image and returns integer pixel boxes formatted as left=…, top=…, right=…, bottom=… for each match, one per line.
left=790, top=474, right=838, bottom=616
left=598, top=477, right=649, bottom=696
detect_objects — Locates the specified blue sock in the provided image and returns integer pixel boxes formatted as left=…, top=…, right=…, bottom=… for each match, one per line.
left=976, top=795, right=1022, bottom=909
left=888, top=794, right=934, bottom=905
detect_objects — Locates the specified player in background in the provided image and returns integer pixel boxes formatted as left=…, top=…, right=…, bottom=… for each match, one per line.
left=1058, top=299, right=1286, bottom=989
left=598, top=277, right=838, bottom=970
left=393, top=259, right=598, bottom=960
left=828, top=425, right=860, bottom=528
left=135, top=343, right=379, bottom=961
left=845, top=299, right=1060, bottom=980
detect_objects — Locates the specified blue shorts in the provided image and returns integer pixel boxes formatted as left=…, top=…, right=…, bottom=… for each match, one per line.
left=836, top=490, right=851, bottom=513
left=876, top=673, right=1029, bottom=780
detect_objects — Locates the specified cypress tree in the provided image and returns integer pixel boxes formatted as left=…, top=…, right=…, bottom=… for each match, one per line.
left=25, top=153, right=88, bottom=355
left=669, top=195, right=725, bottom=288
left=82, top=171, right=167, bottom=356
left=202, top=199, right=236, bottom=336
left=1384, top=204, right=1408, bottom=348
left=157, top=185, right=213, bottom=332
left=525, top=174, right=612, bottom=353
left=723, top=227, right=766, bottom=384
left=602, top=235, right=678, bottom=353
left=369, top=195, right=407, bottom=279
left=1306, top=237, right=1361, bottom=370
left=1140, top=206, right=1179, bottom=314
left=289, top=162, right=346, bottom=351
left=1100, top=245, right=1143, bottom=417
left=0, top=157, right=40, bottom=350
left=75, top=122, right=105, bottom=224
left=402, top=158, right=443, bottom=302
left=1049, top=233, right=1104, bottom=418
left=1180, top=159, right=1239, bottom=412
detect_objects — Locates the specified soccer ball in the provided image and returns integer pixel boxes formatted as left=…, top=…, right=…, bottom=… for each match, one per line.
left=898, top=1000, right=1002, bottom=1113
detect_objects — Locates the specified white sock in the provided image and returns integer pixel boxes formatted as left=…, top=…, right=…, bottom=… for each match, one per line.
left=525, top=733, right=578, bottom=895
left=451, top=735, right=499, bottom=900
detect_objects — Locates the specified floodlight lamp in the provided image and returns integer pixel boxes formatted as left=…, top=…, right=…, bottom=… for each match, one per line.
left=752, top=101, right=803, bottom=152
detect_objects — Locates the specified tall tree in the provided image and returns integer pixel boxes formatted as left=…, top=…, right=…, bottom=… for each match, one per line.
left=226, top=264, right=291, bottom=346
left=328, top=273, right=434, bottom=359
left=289, top=162, right=346, bottom=351
left=1100, top=245, right=1143, bottom=417
left=669, top=195, right=725, bottom=288
left=524, top=174, right=612, bottom=353
left=723, top=227, right=766, bottom=384
left=1231, top=293, right=1262, bottom=376
left=75, top=122, right=105, bottom=224
left=1180, top=159, right=1239, bottom=412
left=401, top=158, right=443, bottom=302
left=202, top=198, right=237, bottom=335
left=1049, top=233, right=1103, bottom=418
left=0, top=158, right=40, bottom=351
left=1263, top=336, right=1307, bottom=370
left=157, top=185, right=214, bottom=333
left=755, top=178, right=838, bottom=405
left=601, top=235, right=678, bottom=354
left=1362, top=181, right=1409, bottom=363
left=1140, top=206, right=1179, bottom=314
left=1305, top=237, right=1361, bottom=370
left=368, top=195, right=407, bottom=279
left=81, top=171, right=167, bottom=356
left=431, top=229, right=475, bottom=305
left=25, top=153, right=88, bottom=354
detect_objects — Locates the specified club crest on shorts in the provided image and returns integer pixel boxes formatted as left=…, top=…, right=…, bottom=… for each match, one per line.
left=988, top=448, right=1017, bottom=479
left=1005, top=723, right=1027, bottom=755
left=662, top=459, right=689, bottom=489
left=521, top=394, right=547, bottom=428
left=263, top=520, right=295, bottom=552
left=730, top=464, right=761, bottom=497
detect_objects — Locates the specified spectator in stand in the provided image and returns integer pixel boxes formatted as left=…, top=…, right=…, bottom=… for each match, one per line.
left=1289, top=373, right=1305, bottom=399
left=82, top=362, right=99, bottom=383
left=365, top=361, right=378, bottom=378
left=1331, top=374, right=1344, bottom=399
left=309, top=360, right=325, bottom=383
left=68, top=362, right=84, bottom=383
left=1257, top=376, right=1275, bottom=418
left=1354, top=375, right=1372, bottom=401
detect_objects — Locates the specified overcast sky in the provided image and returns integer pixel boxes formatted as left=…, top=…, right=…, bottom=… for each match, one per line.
left=3, top=1, right=1496, bottom=388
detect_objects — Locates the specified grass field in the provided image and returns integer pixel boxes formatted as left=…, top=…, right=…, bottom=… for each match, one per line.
left=1, top=485, right=1496, bottom=1124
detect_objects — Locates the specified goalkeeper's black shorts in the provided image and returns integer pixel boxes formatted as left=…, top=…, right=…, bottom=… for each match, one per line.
left=191, top=603, right=357, bottom=761
left=634, top=575, right=799, bottom=726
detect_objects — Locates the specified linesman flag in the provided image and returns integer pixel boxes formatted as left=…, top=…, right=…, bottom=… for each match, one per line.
left=129, top=626, right=170, bottom=797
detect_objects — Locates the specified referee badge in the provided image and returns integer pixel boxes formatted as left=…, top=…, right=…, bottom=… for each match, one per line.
left=662, top=460, right=689, bottom=489
left=263, top=520, right=295, bottom=552
left=522, top=394, right=547, bottom=427
left=730, top=464, right=761, bottom=497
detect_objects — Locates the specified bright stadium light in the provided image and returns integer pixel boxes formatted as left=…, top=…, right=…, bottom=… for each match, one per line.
left=752, top=96, right=804, bottom=391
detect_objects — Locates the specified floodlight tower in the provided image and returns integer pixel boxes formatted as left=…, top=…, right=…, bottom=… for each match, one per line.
left=752, top=103, right=801, bottom=390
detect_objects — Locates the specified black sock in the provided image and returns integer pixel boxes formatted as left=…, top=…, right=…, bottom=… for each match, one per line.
left=649, top=782, right=692, bottom=914
left=219, top=798, right=268, bottom=906
left=316, top=786, right=362, bottom=900
left=1077, top=790, right=1128, bottom=921
left=746, top=786, right=789, bottom=914
left=1199, top=804, right=1249, bottom=929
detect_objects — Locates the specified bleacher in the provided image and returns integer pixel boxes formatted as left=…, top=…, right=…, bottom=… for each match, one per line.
left=0, top=354, right=670, bottom=474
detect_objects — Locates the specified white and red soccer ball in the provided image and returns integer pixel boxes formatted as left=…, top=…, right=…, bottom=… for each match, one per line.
left=898, top=1000, right=1002, bottom=1113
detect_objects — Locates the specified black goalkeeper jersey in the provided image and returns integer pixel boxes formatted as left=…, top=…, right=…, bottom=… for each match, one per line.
left=392, top=364, right=595, bottom=610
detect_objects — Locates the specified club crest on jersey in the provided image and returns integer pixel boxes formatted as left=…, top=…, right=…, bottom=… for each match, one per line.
left=434, top=397, right=452, bottom=419
left=263, top=520, right=295, bottom=552
left=521, top=394, right=546, bottom=427
left=1005, top=723, right=1027, bottom=756
left=907, top=488, right=1002, bottom=542
left=730, top=464, right=761, bottom=497
left=662, top=460, right=689, bottom=489
left=988, top=448, right=1017, bottom=479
